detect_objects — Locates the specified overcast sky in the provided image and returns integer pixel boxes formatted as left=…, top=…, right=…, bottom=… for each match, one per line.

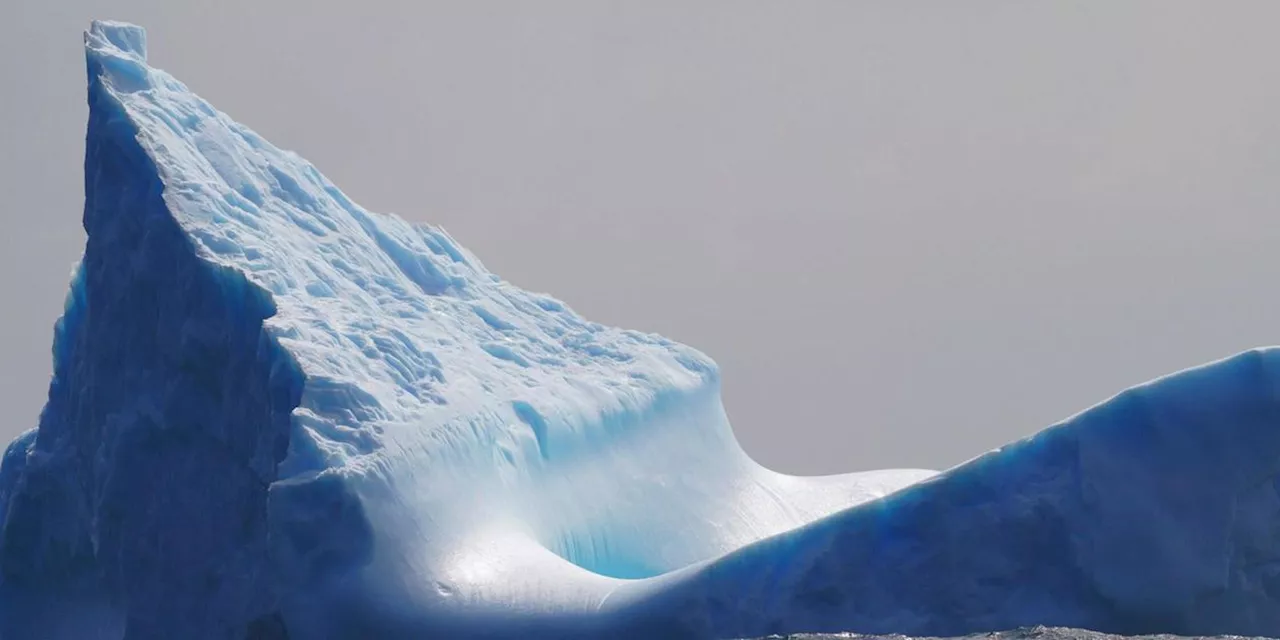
left=4, top=1, right=1280, bottom=474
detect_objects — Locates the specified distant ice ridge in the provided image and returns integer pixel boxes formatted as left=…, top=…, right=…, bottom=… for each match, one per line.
left=0, top=20, right=1278, bottom=640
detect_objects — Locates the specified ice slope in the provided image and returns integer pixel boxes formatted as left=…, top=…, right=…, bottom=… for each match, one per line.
left=0, top=20, right=1278, bottom=640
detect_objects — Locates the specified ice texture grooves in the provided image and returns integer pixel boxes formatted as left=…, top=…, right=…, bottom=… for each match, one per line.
left=1, top=20, right=1279, bottom=640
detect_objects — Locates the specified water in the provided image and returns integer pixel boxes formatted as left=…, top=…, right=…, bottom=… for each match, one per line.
left=749, top=627, right=1275, bottom=640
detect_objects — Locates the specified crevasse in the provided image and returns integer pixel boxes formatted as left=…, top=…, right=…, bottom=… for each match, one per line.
left=1, top=21, right=1279, bottom=640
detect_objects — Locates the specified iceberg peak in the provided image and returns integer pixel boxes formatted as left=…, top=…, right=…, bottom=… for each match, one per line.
left=84, top=20, right=152, bottom=98
left=86, top=21, right=147, bottom=61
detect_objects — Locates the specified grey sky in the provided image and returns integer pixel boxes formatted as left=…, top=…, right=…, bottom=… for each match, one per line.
left=4, top=1, right=1280, bottom=474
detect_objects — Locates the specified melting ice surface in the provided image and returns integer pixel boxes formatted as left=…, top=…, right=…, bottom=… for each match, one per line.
left=2, top=20, right=1280, bottom=640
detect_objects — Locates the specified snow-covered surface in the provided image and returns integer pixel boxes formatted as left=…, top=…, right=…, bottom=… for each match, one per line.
left=1, top=20, right=1279, bottom=639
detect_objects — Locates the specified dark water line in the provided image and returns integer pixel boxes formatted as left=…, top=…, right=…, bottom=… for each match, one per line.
left=744, top=627, right=1277, bottom=640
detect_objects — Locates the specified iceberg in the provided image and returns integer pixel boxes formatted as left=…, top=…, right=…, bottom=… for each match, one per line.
left=1, top=20, right=1279, bottom=639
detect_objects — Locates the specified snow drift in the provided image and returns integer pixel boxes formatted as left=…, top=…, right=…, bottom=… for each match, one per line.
left=1, top=21, right=1278, bottom=640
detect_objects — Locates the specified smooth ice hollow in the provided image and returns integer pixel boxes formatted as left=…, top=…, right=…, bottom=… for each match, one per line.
left=1, top=21, right=1279, bottom=640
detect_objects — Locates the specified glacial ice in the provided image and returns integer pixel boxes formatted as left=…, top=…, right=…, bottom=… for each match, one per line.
left=0, top=20, right=1279, bottom=640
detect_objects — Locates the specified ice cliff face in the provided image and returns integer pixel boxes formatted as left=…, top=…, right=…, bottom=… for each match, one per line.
left=1, top=20, right=1279, bottom=640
